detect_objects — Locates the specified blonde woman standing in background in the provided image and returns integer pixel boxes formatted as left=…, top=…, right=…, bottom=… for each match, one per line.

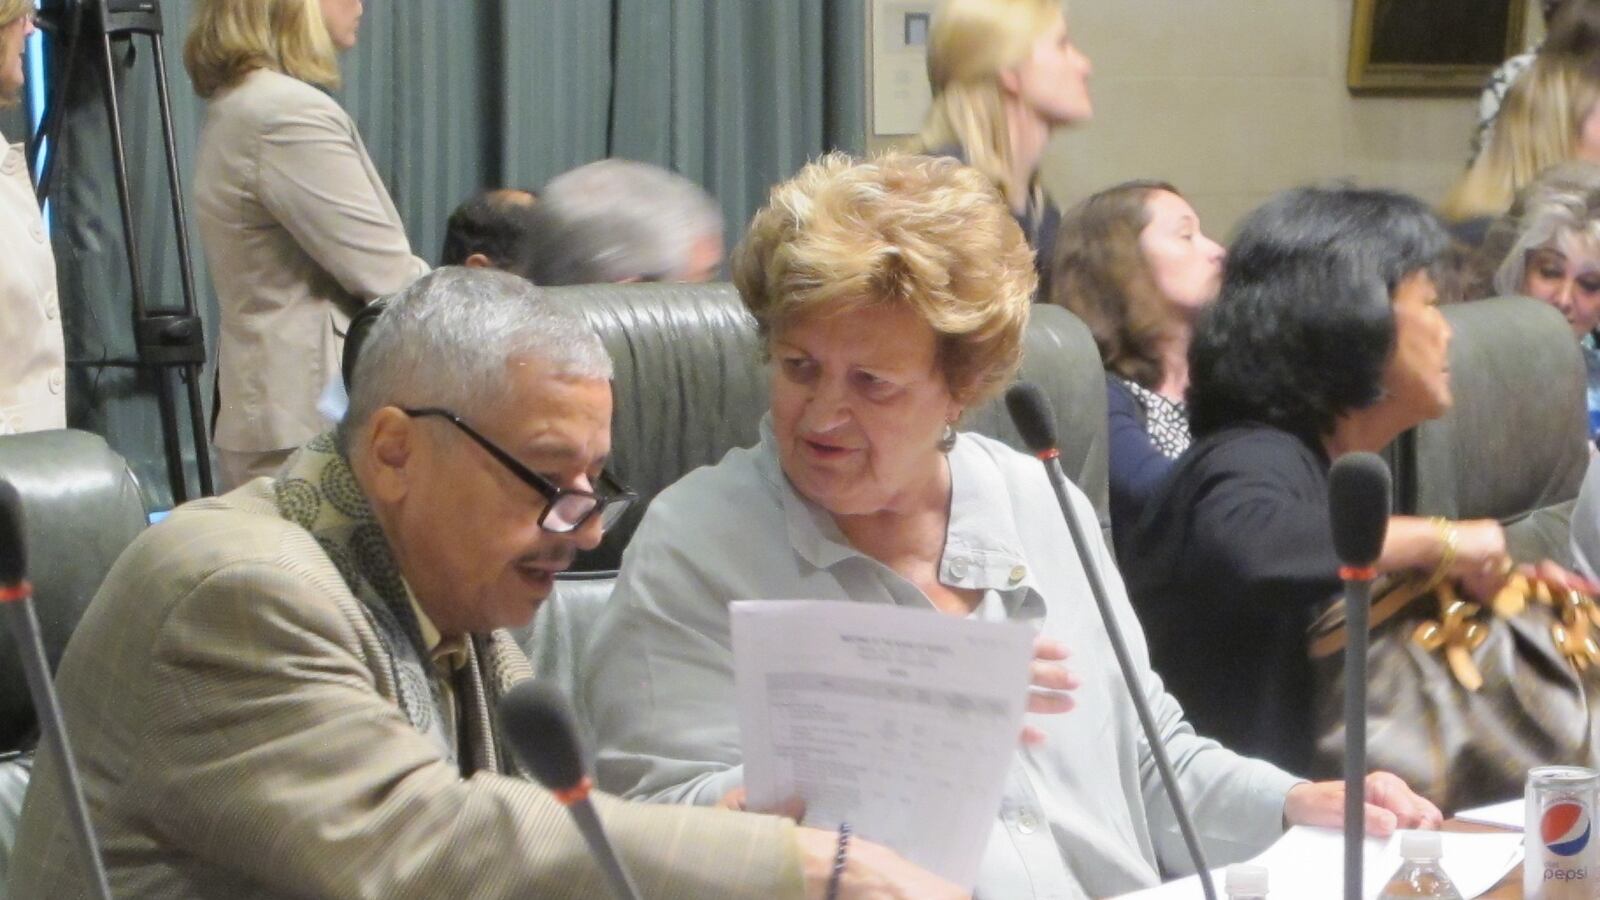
left=914, top=0, right=1093, bottom=298
left=1443, top=54, right=1600, bottom=242
left=186, top=0, right=427, bottom=489
left=0, top=1, right=65, bottom=436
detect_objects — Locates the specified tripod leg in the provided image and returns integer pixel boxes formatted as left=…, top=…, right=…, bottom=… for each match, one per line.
left=146, top=35, right=199, bottom=319
left=149, top=34, right=215, bottom=497
left=95, top=19, right=192, bottom=505
left=183, top=363, right=214, bottom=496
left=153, top=370, right=187, bottom=505
left=94, top=27, right=147, bottom=321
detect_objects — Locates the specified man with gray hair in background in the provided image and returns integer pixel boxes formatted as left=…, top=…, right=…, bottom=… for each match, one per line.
left=528, top=159, right=725, bottom=285
left=11, top=267, right=958, bottom=899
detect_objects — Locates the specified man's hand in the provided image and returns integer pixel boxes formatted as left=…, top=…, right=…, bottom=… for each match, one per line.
left=1284, top=771, right=1443, bottom=837
left=1022, top=636, right=1078, bottom=746
left=796, top=827, right=968, bottom=900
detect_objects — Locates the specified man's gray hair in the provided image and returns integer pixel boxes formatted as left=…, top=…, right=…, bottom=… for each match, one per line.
left=339, top=267, right=613, bottom=452
left=531, top=159, right=723, bottom=284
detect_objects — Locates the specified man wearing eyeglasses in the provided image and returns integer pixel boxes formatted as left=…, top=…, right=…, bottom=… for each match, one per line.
left=10, top=267, right=960, bottom=899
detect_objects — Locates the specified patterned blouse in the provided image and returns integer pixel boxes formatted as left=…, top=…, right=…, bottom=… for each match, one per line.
left=1119, top=376, right=1192, bottom=459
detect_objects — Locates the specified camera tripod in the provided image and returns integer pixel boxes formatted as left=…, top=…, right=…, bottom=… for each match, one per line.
left=30, top=0, right=213, bottom=503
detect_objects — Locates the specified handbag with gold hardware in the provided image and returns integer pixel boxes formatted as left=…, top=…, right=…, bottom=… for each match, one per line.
left=1307, top=572, right=1600, bottom=812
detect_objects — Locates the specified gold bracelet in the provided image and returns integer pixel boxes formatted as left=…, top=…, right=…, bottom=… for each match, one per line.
left=1420, top=516, right=1458, bottom=592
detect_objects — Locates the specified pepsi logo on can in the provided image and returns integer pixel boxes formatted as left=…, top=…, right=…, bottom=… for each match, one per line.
left=1543, top=802, right=1591, bottom=858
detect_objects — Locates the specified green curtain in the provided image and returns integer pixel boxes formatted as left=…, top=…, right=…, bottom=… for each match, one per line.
left=609, top=0, right=866, bottom=238
left=499, top=0, right=615, bottom=191
left=42, top=0, right=865, bottom=508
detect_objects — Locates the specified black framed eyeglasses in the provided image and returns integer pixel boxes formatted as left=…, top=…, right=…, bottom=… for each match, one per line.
left=402, top=407, right=638, bottom=534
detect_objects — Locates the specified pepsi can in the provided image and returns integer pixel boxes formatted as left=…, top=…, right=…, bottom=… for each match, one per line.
left=1525, top=765, right=1600, bottom=899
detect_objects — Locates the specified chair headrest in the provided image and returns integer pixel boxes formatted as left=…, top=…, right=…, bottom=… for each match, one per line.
left=0, top=430, right=147, bottom=751
left=1401, top=297, right=1588, bottom=529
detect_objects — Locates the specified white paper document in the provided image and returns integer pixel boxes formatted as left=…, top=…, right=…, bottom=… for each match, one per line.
left=1114, top=826, right=1523, bottom=899
left=731, top=600, right=1035, bottom=890
left=1454, top=797, right=1524, bottom=830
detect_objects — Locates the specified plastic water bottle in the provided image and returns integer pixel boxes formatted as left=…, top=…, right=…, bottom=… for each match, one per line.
left=1378, top=831, right=1462, bottom=899
left=1224, top=864, right=1268, bottom=899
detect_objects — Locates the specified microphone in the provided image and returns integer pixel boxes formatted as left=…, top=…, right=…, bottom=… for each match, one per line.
left=0, top=481, right=112, bottom=900
left=1005, top=383, right=1217, bottom=900
left=1327, top=452, right=1391, bottom=900
left=497, top=679, right=641, bottom=900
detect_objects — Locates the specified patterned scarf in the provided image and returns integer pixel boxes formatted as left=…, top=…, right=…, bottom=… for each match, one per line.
left=270, top=431, right=528, bottom=771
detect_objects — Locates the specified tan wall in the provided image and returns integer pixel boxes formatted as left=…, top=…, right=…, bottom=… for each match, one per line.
left=873, top=0, right=1542, bottom=239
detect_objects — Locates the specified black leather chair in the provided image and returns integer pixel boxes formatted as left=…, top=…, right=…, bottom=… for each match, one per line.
left=1389, top=296, right=1588, bottom=563
left=0, top=430, right=148, bottom=897
left=515, top=283, right=1111, bottom=734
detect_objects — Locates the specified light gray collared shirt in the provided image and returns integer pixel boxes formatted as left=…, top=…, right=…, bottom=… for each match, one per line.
left=579, top=419, right=1302, bottom=898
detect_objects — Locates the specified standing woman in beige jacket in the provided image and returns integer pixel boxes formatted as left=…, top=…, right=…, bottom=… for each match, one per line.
left=0, top=2, right=66, bottom=435
left=186, top=0, right=428, bottom=488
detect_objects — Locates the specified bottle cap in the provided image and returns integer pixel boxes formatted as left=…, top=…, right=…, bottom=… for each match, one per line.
left=1225, top=863, right=1269, bottom=895
left=1400, top=830, right=1443, bottom=861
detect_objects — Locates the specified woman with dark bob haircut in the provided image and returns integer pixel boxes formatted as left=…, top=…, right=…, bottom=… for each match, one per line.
left=1120, top=185, right=1516, bottom=775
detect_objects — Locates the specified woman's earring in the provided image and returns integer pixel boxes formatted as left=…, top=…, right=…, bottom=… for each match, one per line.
left=939, top=422, right=958, bottom=453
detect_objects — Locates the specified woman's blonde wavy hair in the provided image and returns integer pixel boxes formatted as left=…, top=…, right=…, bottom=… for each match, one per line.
left=0, top=0, right=32, bottom=108
left=733, top=152, right=1035, bottom=408
left=1443, top=55, right=1600, bottom=222
left=911, top=0, right=1063, bottom=213
left=183, top=0, right=339, bottom=99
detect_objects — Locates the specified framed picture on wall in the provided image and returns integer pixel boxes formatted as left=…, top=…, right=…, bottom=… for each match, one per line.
left=1348, top=0, right=1531, bottom=94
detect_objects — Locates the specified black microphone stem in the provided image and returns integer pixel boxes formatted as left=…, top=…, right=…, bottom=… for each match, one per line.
left=1342, top=574, right=1372, bottom=900
left=497, top=680, right=642, bottom=900
left=567, top=796, right=642, bottom=900
left=0, top=594, right=112, bottom=900
left=1038, top=454, right=1217, bottom=900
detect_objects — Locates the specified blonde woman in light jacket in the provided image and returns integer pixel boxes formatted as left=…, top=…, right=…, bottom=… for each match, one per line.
left=186, top=0, right=427, bottom=488
left=0, top=1, right=66, bottom=435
